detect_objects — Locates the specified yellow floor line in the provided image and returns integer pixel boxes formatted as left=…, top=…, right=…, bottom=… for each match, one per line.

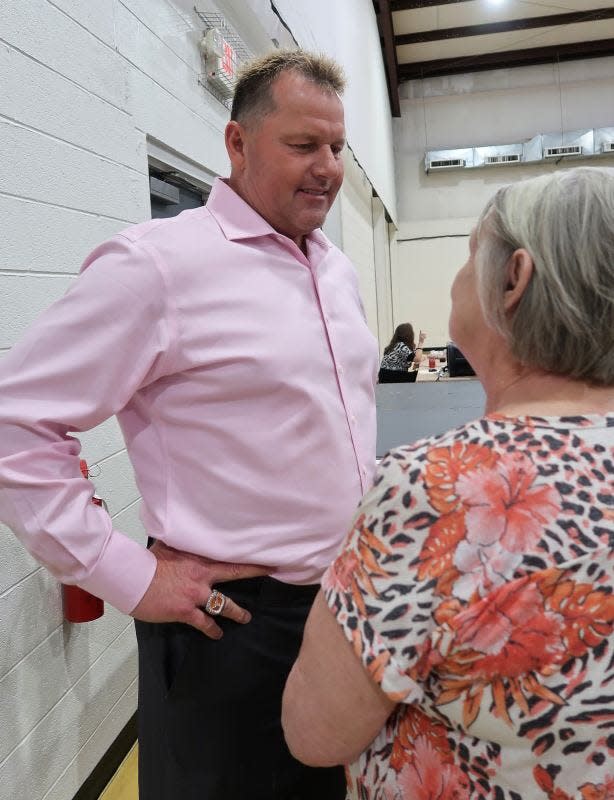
left=98, top=743, right=138, bottom=800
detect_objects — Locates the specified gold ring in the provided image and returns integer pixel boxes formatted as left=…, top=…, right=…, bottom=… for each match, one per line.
left=205, top=589, right=226, bottom=616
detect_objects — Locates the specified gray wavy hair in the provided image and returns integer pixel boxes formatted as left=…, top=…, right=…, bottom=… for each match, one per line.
left=475, top=167, right=614, bottom=386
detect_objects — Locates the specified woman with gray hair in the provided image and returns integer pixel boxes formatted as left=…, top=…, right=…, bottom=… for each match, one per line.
left=282, top=167, right=614, bottom=799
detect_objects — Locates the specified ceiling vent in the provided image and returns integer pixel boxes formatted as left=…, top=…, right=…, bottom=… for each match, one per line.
left=602, top=142, right=614, bottom=153
left=428, top=158, right=466, bottom=170
left=484, top=154, right=520, bottom=165
left=544, top=145, right=582, bottom=158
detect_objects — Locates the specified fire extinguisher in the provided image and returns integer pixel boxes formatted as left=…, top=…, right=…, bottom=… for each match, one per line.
left=61, top=459, right=105, bottom=623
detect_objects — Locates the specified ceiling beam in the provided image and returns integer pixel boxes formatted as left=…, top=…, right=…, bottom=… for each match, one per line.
left=391, top=0, right=471, bottom=10
left=395, top=7, right=614, bottom=45
left=398, top=38, right=614, bottom=81
left=374, top=0, right=401, bottom=117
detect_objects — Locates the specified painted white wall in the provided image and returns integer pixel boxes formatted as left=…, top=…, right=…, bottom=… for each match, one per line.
left=0, top=0, right=393, bottom=796
left=372, top=200, right=394, bottom=354
left=339, top=152, right=378, bottom=339
left=392, top=56, right=614, bottom=345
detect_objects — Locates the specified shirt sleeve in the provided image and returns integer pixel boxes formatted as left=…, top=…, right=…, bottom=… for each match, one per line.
left=0, top=234, right=177, bottom=614
left=322, top=449, right=438, bottom=705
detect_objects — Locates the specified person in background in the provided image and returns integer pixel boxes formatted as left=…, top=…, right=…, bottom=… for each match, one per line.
left=282, top=166, right=614, bottom=799
left=0, top=50, right=378, bottom=800
left=378, top=323, right=426, bottom=383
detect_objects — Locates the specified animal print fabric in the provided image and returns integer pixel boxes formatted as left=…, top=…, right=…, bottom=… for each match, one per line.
left=323, top=414, right=614, bottom=800
left=380, top=342, right=415, bottom=372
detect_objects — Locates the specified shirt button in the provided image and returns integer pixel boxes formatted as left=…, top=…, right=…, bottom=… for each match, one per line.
left=337, top=365, right=344, bottom=375
left=350, top=415, right=356, bottom=425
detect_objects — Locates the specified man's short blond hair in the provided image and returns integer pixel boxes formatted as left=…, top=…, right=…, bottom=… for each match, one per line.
left=231, top=49, right=346, bottom=126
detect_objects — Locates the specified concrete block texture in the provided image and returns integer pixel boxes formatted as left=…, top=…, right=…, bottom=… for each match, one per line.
left=0, top=42, right=144, bottom=171
left=0, top=607, right=133, bottom=763
left=0, top=568, right=63, bottom=680
left=76, top=417, right=129, bottom=466
left=42, top=680, right=138, bottom=800
left=0, top=274, right=75, bottom=348
left=0, top=626, right=137, bottom=800
left=0, top=196, right=127, bottom=275
left=0, top=523, right=40, bottom=596
left=0, top=120, right=149, bottom=221
left=48, top=0, right=118, bottom=46
left=1, top=0, right=128, bottom=109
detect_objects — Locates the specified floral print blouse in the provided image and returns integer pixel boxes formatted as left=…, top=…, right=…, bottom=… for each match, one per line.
left=323, top=414, right=614, bottom=800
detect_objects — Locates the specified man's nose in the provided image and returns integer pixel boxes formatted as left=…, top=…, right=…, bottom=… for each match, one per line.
left=312, top=147, right=340, bottom=178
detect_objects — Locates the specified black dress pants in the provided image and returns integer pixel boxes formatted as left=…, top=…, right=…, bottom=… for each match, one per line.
left=135, top=576, right=347, bottom=800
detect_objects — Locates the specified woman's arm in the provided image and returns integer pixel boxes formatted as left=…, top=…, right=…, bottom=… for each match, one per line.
left=282, top=592, right=396, bottom=767
left=412, top=330, right=427, bottom=368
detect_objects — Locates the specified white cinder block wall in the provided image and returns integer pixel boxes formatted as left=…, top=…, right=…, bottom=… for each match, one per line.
left=392, top=56, right=614, bottom=346
left=0, top=1, right=394, bottom=797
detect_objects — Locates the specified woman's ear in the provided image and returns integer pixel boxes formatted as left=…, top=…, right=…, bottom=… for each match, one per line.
left=503, top=249, right=533, bottom=313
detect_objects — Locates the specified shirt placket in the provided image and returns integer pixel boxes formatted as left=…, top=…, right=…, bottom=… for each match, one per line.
left=308, top=251, right=370, bottom=494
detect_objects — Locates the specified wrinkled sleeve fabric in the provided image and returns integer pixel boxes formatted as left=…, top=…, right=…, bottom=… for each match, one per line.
left=0, top=235, right=177, bottom=614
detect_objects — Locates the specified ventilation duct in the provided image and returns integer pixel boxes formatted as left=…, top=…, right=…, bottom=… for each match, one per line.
left=544, top=145, right=582, bottom=158
left=425, top=126, right=614, bottom=173
left=485, top=154, right=520, bottom=165
left=428, top=158, right=466, bottom=170
left=426, top=148, right=474, bottom=171
left=474, top=143, right=523, bottom=168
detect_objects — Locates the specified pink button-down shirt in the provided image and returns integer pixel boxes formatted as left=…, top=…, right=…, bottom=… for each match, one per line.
left=0, top=179, right=378, bottom=614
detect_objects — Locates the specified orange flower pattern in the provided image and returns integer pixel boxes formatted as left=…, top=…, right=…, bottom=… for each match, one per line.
left=323, top=414, right=614, bottom=799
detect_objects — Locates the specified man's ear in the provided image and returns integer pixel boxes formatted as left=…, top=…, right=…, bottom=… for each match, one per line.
left=503, top=249, right=533, bottom=313
left=225, top=120, right=247, bottom=170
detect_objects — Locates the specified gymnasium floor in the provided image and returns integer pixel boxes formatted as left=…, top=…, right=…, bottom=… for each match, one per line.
left=99, top=745, right=138, bottom=800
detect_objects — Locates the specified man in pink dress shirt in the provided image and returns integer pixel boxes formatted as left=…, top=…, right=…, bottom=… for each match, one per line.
left=0, top=50, right=378, bottom=798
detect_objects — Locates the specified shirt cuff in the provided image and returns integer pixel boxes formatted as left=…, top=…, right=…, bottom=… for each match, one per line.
left=77, top=530, right=158, bottom=615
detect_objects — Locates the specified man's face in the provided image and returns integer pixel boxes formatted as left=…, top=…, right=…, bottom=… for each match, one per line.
left=226, top=71, right=346, bottom=247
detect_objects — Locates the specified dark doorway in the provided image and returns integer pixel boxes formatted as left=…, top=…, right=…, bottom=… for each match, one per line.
left=149, top=168, right=210, bottom=220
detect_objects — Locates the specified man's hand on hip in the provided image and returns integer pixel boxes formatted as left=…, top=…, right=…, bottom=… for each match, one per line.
left=131, top=540, right=272, bottom=639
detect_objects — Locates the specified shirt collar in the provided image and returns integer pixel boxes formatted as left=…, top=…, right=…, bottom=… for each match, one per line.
left=206, top=178, right=332, bottom=252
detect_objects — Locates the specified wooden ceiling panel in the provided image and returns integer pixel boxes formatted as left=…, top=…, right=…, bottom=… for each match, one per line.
left=399, top=38, right=614, bottom=81
left=392, top=0, right=614, bottom=34
left=395, top=8, right=614, bottom=45
left=375, top=0, right=614, bottom=100
left=397, top=19, right=614, bottom=65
